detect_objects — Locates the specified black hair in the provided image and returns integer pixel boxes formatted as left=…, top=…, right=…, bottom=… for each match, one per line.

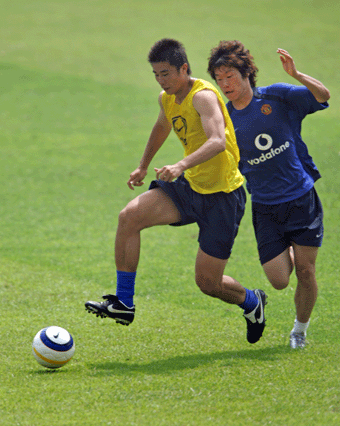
left=208, top=40, right=258, bottom=87
left=148, top=38, right=192, bottom=75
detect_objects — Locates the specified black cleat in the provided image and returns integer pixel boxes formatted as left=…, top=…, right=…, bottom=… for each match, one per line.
left=85, top=294, right=135, bottom=326
left=243, top=289, right=267, bottom=344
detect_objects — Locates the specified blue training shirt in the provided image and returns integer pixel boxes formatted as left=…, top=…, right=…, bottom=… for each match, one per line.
left=227, top=83, right=329, bottom=204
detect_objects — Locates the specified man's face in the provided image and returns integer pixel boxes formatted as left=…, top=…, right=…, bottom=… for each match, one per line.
left=214, top=66, right=249, bottom=102
left=152, top=62, right=188, bottom=95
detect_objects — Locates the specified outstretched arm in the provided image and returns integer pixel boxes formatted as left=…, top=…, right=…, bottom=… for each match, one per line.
left=277, top=48, right=330, bottom=103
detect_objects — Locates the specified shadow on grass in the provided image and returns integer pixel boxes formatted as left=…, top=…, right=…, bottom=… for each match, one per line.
left=30, top=368, right=67, bottom=375
left=88, top=344, right=293, bottom=376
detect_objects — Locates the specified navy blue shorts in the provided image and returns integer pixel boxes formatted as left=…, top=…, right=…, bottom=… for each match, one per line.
left=149, top=175, right=246, bottom=260
left=252, top=186, right=324, bottom=265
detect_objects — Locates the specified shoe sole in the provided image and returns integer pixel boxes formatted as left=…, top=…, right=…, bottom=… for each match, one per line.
left=290, top=340, right=306, bottom=349
left=85, top=303, right=132, bottom=325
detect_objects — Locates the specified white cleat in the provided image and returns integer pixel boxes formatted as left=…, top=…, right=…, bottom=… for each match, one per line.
left=290, top=332, right=306, bottom=349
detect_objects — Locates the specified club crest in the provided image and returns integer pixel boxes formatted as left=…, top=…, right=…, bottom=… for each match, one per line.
left=261, top=104, right=272, bottom=115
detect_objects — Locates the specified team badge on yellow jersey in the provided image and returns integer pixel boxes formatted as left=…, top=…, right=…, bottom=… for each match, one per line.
left=172, top=116, right=187, bottom=145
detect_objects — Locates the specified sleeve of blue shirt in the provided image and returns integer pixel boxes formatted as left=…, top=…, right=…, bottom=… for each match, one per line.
left=284, top=85, right=329, bottom=120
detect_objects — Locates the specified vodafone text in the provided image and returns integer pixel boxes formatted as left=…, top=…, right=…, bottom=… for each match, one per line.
left=247, top=141, right=290, bottom=165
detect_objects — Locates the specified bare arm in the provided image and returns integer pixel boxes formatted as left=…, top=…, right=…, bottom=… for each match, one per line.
left=127, top=93, right=172, bottom=189
left=155, top=90, right=226, bottom=181
left=277, top=48, right=330, bottom=103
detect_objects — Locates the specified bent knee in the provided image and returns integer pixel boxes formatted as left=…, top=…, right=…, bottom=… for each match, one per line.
left=118, top=206, right=133, bottom=225
left=195, top=273, right=219, bottom=297
left=118, top=203, right=144, bottom=230
left=268, top=277, right=289, bottom=290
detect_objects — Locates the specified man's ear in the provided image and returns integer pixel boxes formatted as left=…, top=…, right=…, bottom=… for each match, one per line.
left=180, top=63, right=188, bottom=74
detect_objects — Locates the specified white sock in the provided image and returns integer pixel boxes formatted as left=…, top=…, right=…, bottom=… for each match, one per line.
left=291, top=318, right=310, bottom=335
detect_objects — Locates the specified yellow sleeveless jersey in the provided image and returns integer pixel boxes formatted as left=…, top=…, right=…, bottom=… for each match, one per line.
left=161, top=79, right=244, bottom=194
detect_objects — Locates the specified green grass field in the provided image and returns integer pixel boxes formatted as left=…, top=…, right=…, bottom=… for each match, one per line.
left=0, top=1, right=339, bottom=425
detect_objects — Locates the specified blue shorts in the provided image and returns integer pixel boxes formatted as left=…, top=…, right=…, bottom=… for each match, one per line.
left=252, top=187, right=323, bottom=265
left=149, top=175, right=246, bottom=260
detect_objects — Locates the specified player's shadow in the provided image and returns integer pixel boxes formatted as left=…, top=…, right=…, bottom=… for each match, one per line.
left=89, top=345, right=293, bottom=376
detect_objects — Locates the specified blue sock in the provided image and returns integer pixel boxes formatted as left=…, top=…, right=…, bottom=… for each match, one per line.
left=238, top=288, right=258, bottom=314
left=116, top=270, right=136, bottom=308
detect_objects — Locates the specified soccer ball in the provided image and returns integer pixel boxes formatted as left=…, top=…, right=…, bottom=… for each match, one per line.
left=32, top=326, right=75, bottom=369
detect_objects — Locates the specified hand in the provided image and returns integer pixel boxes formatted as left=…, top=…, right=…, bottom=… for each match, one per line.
left=154, top=163, right=184, bottom=183
left=127, top=167, right=147, bottom=190
left=277, top=48, right=298, bottom=78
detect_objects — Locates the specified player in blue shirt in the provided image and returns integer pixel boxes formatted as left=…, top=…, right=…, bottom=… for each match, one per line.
left=207, top=41, right=330, bottom=348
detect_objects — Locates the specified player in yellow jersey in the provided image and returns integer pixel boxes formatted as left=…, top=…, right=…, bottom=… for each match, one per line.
left=85, top=39, right=267, bottom=344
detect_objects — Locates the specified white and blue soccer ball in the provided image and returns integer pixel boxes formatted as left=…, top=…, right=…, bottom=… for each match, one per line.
left=32, top=326, right=75, bottom=369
